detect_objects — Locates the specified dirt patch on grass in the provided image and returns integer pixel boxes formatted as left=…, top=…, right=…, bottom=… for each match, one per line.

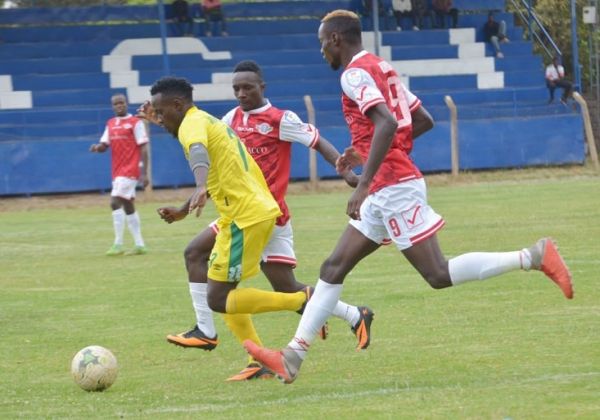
left=1, top=164, right=598, bottom=213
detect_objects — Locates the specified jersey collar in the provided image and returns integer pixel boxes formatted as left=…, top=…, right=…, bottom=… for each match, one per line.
left=349, top=50, right=369, bottom=65
left=242, top=100, right=272, bottom=115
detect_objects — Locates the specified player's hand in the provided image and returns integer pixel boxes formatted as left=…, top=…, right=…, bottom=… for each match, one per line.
left=157, top=206, right=187, bottom=223
left=136, top=101, right=161, bottom=126
left=89, top=144, right=99, bottom=153
left=346, top=183, right=369, bottom=220
left=139, top=173, right=149, bottom=189
left=336, top=147, right=363, bottom=175
left=189, top=187, right=208, bottom=218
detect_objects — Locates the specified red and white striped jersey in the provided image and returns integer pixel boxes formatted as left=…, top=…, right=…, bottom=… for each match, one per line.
left=100, top=114, right=148, bottom=179
left=222, top=101, right=319, bottom=226
left=341, top=50, right=422, bottom=194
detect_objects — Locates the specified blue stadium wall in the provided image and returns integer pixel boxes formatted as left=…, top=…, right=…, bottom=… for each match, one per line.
left=0, top=114, right=584, bottom=196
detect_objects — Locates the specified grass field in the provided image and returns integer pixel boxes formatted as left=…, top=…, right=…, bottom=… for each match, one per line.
left=1, top=171, right=599, bottom=418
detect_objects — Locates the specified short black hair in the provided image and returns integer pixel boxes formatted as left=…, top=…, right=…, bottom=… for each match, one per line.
left=150, top=76, right=193, bottom=101
left=233, top=60, right=263, bottom=78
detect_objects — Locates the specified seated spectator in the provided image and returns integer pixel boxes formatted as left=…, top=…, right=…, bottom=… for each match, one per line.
left=432, top=0, right=458, bottom=29
left=413, top=0, right=435, bottom=30
left=362, top=0, right=389, bottom=31
left=202, top=0, right=228, bottom=37
left=392, top=0, right=418, bottom=31
left=171, top=0, right=194, bottom=37
left=483, top=12, right=509, bottom=58
left=545, top=56, right=573, bottom=104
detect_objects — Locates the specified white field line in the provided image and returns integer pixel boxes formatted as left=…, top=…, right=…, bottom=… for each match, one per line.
left=141, top=371, right=600, bottom=415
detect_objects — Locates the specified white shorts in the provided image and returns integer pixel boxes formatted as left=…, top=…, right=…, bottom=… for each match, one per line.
left=210, top=219, right=297, bottom=267
left=349, top=178, right=445, bottom=250
left=111, top=176, right=138, bottom=200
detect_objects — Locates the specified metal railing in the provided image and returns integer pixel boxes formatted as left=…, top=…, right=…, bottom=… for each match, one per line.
left=509, top=0, right=562, bottom=60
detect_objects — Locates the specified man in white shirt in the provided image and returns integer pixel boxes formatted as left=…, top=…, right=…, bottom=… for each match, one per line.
left=545, top=56, right=573, bottom=104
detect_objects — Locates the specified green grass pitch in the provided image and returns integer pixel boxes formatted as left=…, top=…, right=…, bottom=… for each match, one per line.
left=1, top=174, right=599, bottom=418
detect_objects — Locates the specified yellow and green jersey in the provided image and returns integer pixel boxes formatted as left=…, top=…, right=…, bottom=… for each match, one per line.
left=178, top=106, right=281, bottom=228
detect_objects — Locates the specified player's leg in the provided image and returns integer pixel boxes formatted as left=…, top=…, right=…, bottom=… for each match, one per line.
left=106, top=178, right=127, bottom=255
left=261, top=220, right=374, bottom=348
left=114, top=178, right=145, bottom=254
left=244, top=224, right=380, bottom=383
left=206, top=219, right=307, bottom=315
left=398, top=179, right=572, bottom=298
left=167, top=226, right=219, bottom=349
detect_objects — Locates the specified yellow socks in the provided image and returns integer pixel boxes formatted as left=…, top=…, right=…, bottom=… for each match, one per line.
left=225, top=288, right=305, bottom=314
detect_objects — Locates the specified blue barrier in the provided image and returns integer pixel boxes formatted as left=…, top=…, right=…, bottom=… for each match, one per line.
left=0, top=113, right=583, bottom=196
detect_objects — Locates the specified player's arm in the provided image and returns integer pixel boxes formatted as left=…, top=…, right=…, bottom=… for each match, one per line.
left=90, top=127, right=109, bottom=153
left=411, top=106, right=434, bottom=139
left=314, top=136, right=359, bottom=187
left=346, top=103, right=397, bottom=219
left=187, top=143, right=210, bottom=217
left=139, top=143, right=149, bottom=188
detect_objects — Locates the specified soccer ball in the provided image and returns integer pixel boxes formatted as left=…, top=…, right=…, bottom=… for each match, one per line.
left=71, top=345, right=118, bottom=392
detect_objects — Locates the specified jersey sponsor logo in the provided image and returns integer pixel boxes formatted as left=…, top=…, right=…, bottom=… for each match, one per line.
left=236, top=126, right=254, bottom=133
left=123, top=123, right=133, bottom=130
left=345, top=69, right=363, bottom=87
left=256, top=123, right=273, bottom=135
left=246, top=146, right=269, bottom=155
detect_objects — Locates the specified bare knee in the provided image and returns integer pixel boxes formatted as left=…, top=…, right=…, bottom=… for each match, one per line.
left=207, top=290, right=227, bottom=313
left=422, top=269, right=452, bottom=290
left=184, top=243, right=208, bottom=267
left=320, top=255, right=350, bottom=285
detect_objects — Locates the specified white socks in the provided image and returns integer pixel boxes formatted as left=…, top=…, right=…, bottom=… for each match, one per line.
left=189, top=282, right=216, bottom=338
left=111, top=208, right=125, bottom=245
left=449, top=250, right=527, bottom=286
left=331, top=301, right=360, bottom=327
left=125, top=211, right=145, bottom=247
left=288, top=279, right=342, bottom=361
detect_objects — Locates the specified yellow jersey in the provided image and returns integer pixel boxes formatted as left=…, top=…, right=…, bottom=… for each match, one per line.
left=178, top=106, right=281, bottom=228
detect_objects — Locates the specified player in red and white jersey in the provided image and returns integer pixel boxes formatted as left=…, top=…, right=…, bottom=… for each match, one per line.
left=244, top=10, right=574, bottom=384
left=90, top=93, right=149, bottom=256
left=156, top=61, right=374, bottom=381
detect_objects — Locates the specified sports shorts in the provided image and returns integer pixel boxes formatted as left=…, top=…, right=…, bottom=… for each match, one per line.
left=111, top=176, right=138, bottom=200
left=349, top=178, right=445, bottom=250
left=208, top=218, right=276, bottom=282
left=209, top=219, right=297, bottom=267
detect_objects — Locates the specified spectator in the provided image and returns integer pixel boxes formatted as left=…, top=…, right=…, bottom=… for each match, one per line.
left=202, top=0, right=228, bottom=37
left=432, top=0, right=458, bottom=28
left=392, top=0, right=418, bottom=31
left=483, top=12, right=509, bottom=58
left=545, top=56, right=573, bottom=104
left=413, top=0, right=434, bottom=30
left=171, top=0, right=194, bottom=37
left=362, top=0, right=389, bottom=31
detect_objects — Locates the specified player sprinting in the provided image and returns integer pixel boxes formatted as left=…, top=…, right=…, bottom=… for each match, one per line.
left=90, top=93, right=148, bottom=256
left=147, top=76, right=332, bottom=380
left=155, top=61, right=375, bottom=381
left=244, top=9, right=574, bottom=384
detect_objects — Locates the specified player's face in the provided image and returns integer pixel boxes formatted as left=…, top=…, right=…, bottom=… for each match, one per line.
left=232, top=71, right=265, bottom=111
left=318, top=23, right=341, bottom=70
left=151, top=93, right=184, bottom=138
left=111, top=95, right=128, bottom=117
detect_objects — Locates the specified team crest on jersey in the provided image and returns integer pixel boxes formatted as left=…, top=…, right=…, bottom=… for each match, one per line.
left=256, top=123, right=273, bottom=135
left=123, top=123, right=133, bottom=129
left=345, top=69, right=364, bottom=87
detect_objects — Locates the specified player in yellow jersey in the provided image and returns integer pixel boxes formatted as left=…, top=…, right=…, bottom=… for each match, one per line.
left=148, top=76, right=311, bottom=379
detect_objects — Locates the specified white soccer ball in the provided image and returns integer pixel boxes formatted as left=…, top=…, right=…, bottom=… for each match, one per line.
left=71, top=345, right=118, bottom=392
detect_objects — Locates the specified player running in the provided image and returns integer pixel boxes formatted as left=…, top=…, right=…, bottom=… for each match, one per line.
left=244, top=9, right=574, bottom=384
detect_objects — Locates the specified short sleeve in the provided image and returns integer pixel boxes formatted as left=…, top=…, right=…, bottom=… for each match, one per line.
left=133, top=120, right=149, bottom=145
left=340, top=67, right=385, bottom=115
left=402, top=84, right=422, bottom=112
left=99, top=126, right=109, bottom=144
left=178, top=116, right=209, bottom=158
left=279, top=110, right=319, bottom=148
left=221, top=108, right=236, bottom=127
